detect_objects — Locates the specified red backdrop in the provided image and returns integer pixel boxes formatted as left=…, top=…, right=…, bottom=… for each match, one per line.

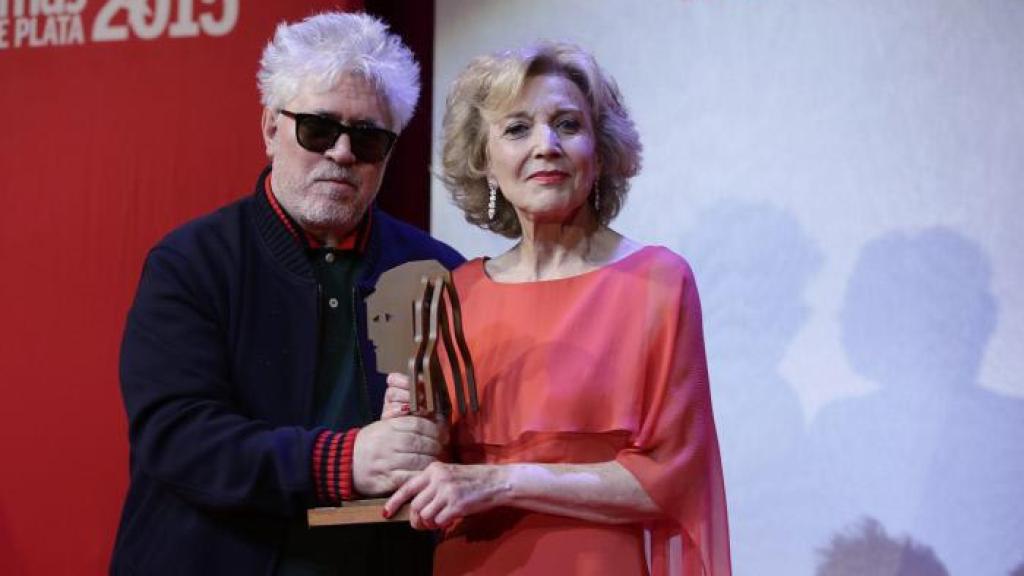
left=0, top=1, right=444, bottom=573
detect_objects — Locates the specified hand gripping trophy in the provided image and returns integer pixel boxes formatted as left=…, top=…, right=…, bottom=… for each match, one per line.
left=307, top=260, right=477, bottom=525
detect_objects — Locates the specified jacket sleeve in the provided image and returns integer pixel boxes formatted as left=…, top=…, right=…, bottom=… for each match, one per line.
left=120, top=242, right=319, bottom=517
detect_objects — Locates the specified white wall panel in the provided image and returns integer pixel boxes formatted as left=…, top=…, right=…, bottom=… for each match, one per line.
left=432, top=2, right=1024, bottom=574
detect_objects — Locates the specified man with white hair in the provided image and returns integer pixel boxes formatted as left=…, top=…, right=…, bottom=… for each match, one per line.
left=111, top=12, right=461, bottom=575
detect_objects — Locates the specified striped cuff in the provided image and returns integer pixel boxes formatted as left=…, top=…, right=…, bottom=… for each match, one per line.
left=340, top=428, right=358, bottom=501
left=312, top=428, right=360, bottom=506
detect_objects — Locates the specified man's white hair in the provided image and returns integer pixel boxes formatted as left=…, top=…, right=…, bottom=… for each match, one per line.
left=257, top=12, right=420, bottom=132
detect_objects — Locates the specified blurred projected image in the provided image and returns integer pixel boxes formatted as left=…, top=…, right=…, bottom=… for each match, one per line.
left=816, top=517, right=948, bottom=576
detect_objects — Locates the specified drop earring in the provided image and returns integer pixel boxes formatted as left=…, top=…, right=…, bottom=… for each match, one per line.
left=487, top=181, right=498, bottom=221
left=592, top=179, right=601, bottom=213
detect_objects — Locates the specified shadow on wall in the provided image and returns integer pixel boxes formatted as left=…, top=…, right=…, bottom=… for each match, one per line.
left=680, top=199, right=822, bottom=575
left=809, top=227, right=1024, bottom=576
left=816, top=517, right=949, bottom=576
left=684, top=215, right=1024, bottom=575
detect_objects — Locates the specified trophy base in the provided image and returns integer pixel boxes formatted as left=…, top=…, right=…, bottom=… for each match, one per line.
left=308, top=498, right=409, bottom=526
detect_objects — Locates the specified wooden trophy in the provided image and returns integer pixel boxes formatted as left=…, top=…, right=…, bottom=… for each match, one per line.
left=307, top=260, right=478, bottom=526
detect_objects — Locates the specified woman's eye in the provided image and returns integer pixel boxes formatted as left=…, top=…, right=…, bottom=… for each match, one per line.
left=502, top=123, right=529, bottom=138
left=556, top=118, right=582, bottom=133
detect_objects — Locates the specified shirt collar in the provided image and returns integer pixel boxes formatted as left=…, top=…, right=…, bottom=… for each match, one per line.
left=264, top=172, right=372, bottom=253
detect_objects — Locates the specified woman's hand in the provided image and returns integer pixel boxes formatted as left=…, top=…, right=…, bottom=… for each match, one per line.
left=382, top=462, right=511, bottom=530
left=381, top=372, right=412, bottom=419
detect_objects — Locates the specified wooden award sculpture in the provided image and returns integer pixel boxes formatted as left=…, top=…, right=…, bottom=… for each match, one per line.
left=307, top=260, right=478, bottom=526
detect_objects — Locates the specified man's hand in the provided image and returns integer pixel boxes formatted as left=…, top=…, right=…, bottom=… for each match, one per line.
left=381, top=372, right=412, bottom=419
left=352, top=415, right=447, bottom=496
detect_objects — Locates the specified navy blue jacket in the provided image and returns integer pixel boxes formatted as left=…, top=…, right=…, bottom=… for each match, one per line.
left=111, top=170, right=463, bottom=575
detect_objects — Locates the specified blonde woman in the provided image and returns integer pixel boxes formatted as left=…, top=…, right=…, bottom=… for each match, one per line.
left=383, top=42, right=731, bottom=575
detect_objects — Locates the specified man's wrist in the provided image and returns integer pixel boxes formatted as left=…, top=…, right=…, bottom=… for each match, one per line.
left=339, top=428, right=359, bottom=501
left=312, top=428, right=360, bottom=506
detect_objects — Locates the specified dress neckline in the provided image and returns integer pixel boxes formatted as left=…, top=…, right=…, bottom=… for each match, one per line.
left=474, top=245, right=659, bottom=286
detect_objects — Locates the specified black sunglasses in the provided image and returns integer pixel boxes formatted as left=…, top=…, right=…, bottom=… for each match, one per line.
left=279, top=110, right=397, bottom=163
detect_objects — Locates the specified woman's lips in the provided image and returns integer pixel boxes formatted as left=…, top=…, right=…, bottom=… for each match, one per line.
left=528, top=171, right=569, bottom=184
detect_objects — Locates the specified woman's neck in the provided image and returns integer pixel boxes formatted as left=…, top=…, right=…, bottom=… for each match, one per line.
left=488, top=208, right=635, bottom=282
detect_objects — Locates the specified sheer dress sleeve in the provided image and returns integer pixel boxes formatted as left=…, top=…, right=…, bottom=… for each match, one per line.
left=615, top=255, right=732, bottom=576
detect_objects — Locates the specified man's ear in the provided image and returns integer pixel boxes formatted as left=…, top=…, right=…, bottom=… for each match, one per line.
left=261, top=107, right=277, bottom=158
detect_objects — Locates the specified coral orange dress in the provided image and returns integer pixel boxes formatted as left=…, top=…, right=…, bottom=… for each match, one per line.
left=435, top=246, right=731, bottom=575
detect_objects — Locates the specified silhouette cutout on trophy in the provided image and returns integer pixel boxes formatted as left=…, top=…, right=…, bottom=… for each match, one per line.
left=371, top=260, right=478, bottom=417
left=307, top=260, right=477, bottom=526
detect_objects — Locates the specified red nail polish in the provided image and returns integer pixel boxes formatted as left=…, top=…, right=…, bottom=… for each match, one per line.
left=382, top=509, right=391, bottom=519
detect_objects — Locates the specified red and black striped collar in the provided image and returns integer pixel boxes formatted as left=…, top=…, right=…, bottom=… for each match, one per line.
left=263, top=172, right=372, bottom=253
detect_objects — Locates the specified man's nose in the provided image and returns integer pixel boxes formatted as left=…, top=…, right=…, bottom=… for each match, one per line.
left=325, top=133, right=357, bottom=164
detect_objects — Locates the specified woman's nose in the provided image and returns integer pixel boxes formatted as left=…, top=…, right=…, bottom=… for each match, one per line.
left=532, top=124, right=562, bottom=156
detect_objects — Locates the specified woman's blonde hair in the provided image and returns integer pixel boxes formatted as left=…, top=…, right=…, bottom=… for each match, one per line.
left=441, top=42, right=642, bottom=238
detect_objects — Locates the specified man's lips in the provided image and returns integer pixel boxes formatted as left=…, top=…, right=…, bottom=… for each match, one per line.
left=315, top=177, right=358, bottom=189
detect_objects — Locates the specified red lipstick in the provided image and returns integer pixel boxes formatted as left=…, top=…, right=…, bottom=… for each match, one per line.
left=528, top=170, right=569, bottom=184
